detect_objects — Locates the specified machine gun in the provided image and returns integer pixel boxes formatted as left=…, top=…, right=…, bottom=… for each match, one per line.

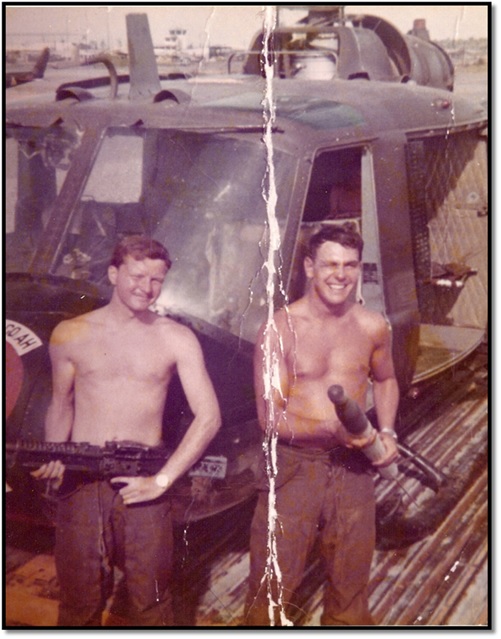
left=6, top=439, right=172, bottom=479
left=328, top=384, right=399, bottom=480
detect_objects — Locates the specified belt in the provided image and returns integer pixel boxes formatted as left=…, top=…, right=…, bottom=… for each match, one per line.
left=277, top=440, right=372, bottom=475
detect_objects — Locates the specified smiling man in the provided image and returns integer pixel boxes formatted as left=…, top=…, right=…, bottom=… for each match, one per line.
left=245, top=224, right=399, bottom=626
left=33, top=234, right=221, bottom=626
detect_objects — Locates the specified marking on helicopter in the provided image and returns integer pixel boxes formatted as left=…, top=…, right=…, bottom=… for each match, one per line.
left=5, top=320, right=43, bottom=356
left=189, top=455, right=227, bottom=479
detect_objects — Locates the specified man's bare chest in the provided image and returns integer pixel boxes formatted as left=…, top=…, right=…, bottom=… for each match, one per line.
left=289, top=325, right=372, bottom=379
left=72, top=329, right=174, bottom=382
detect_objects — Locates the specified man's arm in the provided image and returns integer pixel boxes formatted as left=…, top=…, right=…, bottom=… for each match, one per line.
left=253, top=316, right=295, bottom=437
left=45, top=323, right=77, bottom=442
left=32, top=322, right=76, bottom=481
left=115, top=328, right=221, bottom=505
left=370, top=318, right=400, bottom=465
left=160, top=329, right=221, bottom=483
left=254, top=320, right=284, bottom=432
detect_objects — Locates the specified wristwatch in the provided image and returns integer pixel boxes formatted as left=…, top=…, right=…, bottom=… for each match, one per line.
left=155, top=473, right=170, bottom=489
left=380, top=428, right=398, bottom=441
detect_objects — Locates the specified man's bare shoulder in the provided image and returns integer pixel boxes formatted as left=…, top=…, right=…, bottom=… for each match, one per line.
left=153, top=313, right=194, bottom=335
left=276, top=299, right=307, bottom=323
left=50, top=309, right=102, bottom=345
left=152, top=313, right=201, bottom=350
left=265, top=303, right=301, bottom=333
left=255, top=306, right=293, bottom=348
left=352, top=303, right=391, bottom=337
left=353, top=302, right=387, bottom=322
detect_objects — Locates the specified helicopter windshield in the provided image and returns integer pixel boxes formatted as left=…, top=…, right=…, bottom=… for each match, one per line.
left=6, top=124, right=82, bottom=271
left=50, top=128, right=292, bottom=342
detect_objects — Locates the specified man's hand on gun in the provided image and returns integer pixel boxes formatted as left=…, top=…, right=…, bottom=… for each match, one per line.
left=340, top=427, right=398, bottom=469
left=327, top=385, right=399, bottom=477
left=31, top=460, right=66, bottom=491
left=110, top=475, right=169, bottom=505
left=371, top=431, right=399, bottom=470
left=30, top=461, right=168, bottom=505
left=11, top=440, right=175, bottom=504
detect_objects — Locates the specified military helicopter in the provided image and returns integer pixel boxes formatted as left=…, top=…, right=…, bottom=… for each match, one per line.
left=5, top=8, right=488, bottom=538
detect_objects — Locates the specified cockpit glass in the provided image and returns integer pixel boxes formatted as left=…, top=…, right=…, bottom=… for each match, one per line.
left=5, top=124, right=82, bottom=272
left=50, top=128, right=292, bottom=342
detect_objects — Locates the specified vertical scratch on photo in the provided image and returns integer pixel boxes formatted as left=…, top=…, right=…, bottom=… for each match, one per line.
left=260, top=5, right=292, bottom=627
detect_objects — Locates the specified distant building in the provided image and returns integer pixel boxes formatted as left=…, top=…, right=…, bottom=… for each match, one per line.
left=154, top=28, right=188, bottom=60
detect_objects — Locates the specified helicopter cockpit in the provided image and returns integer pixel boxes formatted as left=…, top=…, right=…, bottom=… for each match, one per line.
left=6, top=126, right=295, bottom=343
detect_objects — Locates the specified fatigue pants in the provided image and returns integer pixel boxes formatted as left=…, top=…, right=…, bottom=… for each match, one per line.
left=55, top=480, right=173, bottom=626
left=244, top=444, right=376, bottom=626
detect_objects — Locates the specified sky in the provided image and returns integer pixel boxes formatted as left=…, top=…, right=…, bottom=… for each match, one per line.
left=4, top=4, right=489, bottom=52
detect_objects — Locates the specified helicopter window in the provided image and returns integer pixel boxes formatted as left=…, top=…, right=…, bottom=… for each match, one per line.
left=53, top=134, right=146, bottom=282
left=302, top=148, right=362, bottom=222
left=52, top=128, right=293, bottom=343
left=147, top=130, right=292, bottom=341
left=406, top=131, right=488, bottom=334
left=5, top=124, right=82, bottom=273
left=82, top=133, right=143, bottom=203
left=289, top=147, right=365, bottom=303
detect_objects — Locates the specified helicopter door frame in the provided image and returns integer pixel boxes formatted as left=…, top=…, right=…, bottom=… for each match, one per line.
left=360, top=148, right=386, bottom=315
left=288, top=144, right=386, bottom=320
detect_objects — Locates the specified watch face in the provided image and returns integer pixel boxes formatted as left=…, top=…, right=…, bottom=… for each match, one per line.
left=155, top=474, right=169, bottom=488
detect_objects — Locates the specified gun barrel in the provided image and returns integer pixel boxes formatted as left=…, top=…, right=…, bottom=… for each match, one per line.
left=327, top=384, right=398, bottom=480
left=327, top=384, right=367, bottom=435
left=327, top=384, right=346, bottom=405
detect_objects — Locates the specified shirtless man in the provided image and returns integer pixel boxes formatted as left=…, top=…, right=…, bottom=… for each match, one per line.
left=33, top=234, right=221, bottom=626
left=244, top=224, right=399, bottom=626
